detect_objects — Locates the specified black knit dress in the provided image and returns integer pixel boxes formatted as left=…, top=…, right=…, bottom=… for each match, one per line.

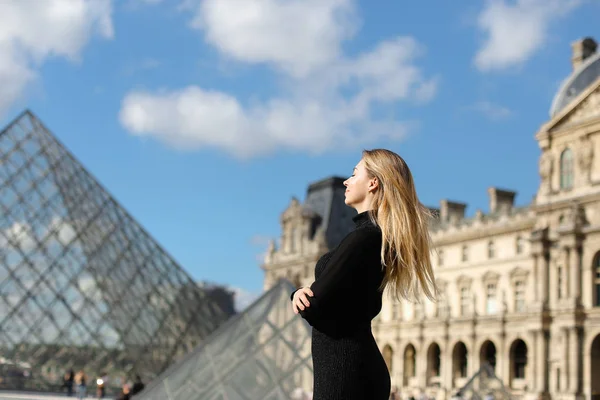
left=291, top=211, right=391, bottom=400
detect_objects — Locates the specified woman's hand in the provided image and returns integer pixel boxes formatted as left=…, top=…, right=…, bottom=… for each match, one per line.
left=292, top=287, right=314, bottom=314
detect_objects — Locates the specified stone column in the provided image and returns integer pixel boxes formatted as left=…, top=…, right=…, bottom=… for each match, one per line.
left=564, top=247, right=571, bottom=298
left=530, top=330, right=539, bottom=392
left=501, top=335, right=510, bottom=388
left=563, top=327, right=569, bottom=392
left=568, top=327, right=580, bottom=394
left=536, top=330, right=548, bottom=393
left=570, top=246, right=581, bottom=303
left=533, top=253, right=540, bottom=302
left=542, top=252, right=550, bottom=306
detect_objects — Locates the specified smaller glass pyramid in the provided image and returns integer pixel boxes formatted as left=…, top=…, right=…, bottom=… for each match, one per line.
left=456, top=363, right=513, bottom=400
left=137, top=279, right=314, bottom=400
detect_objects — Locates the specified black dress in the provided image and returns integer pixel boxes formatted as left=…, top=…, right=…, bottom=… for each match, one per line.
left=291, top=211, right=391, bottom=399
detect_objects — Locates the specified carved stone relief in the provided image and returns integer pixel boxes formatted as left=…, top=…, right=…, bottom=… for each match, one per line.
left=577, top=136, right=594, bottom=184
left=539, top=151, right=554, bottom=194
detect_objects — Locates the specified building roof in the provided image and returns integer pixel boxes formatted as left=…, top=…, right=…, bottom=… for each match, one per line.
left=304, top=176, right=355, bottom=249
left=550, top=50, right=600, bottom=117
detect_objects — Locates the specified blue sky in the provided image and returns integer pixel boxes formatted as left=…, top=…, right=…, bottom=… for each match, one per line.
left=0, top=0, right=599, bottom=301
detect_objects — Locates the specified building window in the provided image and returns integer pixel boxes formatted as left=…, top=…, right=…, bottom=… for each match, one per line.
left=488, top=241, right=495, bottom=259
left=516, top=236, right=524, bottom=254
left=404, top=344, right=416, bottom=378
left=383, top=345, right=394, bottom=374
left=462, top=245, right=468, bottom=263
left=460, top=287, right=470, bottom=316
left=453, top=342, right=468, bottom=378
left=414, top=303, right=423, bottom=320
left=560, top=148, right=574, bottom=190
left=436, top=290, right=448, bottom=318
left=427, top=343, right=441, bottom=379
left=391, top=303, right=399, bottom=320
left=558, top=265, right=563, bottom=299
left=515, top=280, right=526, bottom=312
left=486, top=283, right=497, bottom=314
left=511, top=339, right=528, bottom=380
left=438, top=249, right=444, bottom=267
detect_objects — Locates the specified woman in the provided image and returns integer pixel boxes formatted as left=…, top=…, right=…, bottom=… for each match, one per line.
left=291, top=149, right=437, bottom=399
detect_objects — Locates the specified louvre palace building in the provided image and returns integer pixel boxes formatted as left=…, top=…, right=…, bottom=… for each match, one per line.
left=262, top=37, right=600, bottom=400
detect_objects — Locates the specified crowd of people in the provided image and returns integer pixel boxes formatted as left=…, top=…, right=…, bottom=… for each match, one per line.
left=62, top=370, right=145, bottom=399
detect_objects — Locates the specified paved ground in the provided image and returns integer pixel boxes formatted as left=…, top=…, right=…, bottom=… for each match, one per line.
left=0, top=393, right=77, bottom=400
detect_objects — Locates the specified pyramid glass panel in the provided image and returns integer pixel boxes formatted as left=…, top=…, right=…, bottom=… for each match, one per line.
left=457, top=364, right=513, bottom=400
left=0, top=111, right=234, bottom=392
left=137, top=280, right=313, bottom=400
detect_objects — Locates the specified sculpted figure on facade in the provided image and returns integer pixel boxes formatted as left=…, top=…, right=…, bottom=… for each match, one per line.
left=578, top=136, right=594, bottom=184
left=539, top=150, right=554, bottom=194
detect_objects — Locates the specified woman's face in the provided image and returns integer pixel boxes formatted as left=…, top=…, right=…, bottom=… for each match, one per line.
left=343, top=159, right=375, bottom=210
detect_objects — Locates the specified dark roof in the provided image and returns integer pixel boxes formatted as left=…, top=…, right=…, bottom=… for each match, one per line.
left=550, top=50, right=600, bottom=117
left=304, top=176, right=356, bottom=249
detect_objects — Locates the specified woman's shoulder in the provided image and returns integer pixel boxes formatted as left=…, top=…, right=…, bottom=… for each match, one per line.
left=342, top=224, right=381, bottom=246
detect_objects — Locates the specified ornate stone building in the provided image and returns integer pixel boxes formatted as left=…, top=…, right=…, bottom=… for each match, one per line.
left=261, top=37, right=600, bottom=400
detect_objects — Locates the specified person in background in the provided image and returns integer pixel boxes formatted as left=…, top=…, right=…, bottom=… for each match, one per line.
left=74, top=370, right=87, bottom=400
left=131, top=375, right=145, bottom=396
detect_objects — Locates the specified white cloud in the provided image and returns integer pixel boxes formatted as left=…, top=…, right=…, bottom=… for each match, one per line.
left=190, top=0, right=356, bottom=78
left=0, top=218, right=77, bottom=253
left=468, top=101, right=513, bottom=120
left=474, top=0, right=581, bottom=71
left=119, top=0, right=437, bottom=158
left=0, top=0, right=113, bottom=116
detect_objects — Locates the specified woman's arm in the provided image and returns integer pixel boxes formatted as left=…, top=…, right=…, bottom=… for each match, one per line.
left=299, top=229, right=380, bottom=325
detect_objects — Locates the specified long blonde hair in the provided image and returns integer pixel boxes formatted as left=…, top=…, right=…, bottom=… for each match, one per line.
left=362, top=149, right=437, bottom=302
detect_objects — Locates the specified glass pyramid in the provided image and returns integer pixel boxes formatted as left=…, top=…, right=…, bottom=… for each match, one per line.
left=137, top=279, right=314, bottom=400
left=456, top=363, right=513, bottom=400
left=0, top=111, right=234, bottom=391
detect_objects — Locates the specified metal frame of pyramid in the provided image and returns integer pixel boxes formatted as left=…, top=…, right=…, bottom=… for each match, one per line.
left=0, top=111, right=234, bottom=391
left=137, top=279, right=314, bottom=400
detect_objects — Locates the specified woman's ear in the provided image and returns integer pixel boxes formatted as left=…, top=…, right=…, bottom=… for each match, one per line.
left=368, top=177, right=379, bottom=193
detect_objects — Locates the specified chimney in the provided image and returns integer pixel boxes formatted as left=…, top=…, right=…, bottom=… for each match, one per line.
left=439, top=199, right=467, bottom=223
left=571, top=37, right=597, bottom=70
left=488, top=187, right=516, bottom=214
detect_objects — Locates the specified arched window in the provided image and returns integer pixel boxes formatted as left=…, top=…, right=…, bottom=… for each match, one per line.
left=382, top=345, right=394, bottom=374
left=452, top=342, right=468, bottom=379
left=511, top=339, right=528, bottom=381
left=560, top=148, right=574, bottom=189
left=480, top=340, right=497, bottom=371
left=488, top=241, right=495, bottom=259
left=404, top=344, right=416, bottom=379
left=594, top=252, right=600, bottom=307
left=427, top=343, right=441, bottom=379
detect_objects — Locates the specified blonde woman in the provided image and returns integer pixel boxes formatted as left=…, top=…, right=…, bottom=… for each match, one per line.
left=291, top=149, right=437, bottom=400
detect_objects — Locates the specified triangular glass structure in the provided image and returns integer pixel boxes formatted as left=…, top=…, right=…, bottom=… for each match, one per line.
left=137, top=279, right=314, bottom=400
left=0, top=111, right=234, bottom=391
left=456, top=363, right=513, bottom=400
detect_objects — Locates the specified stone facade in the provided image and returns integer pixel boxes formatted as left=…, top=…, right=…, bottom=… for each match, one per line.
left=261, top=39, right=600, bottom=400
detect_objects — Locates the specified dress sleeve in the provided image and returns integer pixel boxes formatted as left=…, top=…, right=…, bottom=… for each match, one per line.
left=299, top=229, right=380, bottom=324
